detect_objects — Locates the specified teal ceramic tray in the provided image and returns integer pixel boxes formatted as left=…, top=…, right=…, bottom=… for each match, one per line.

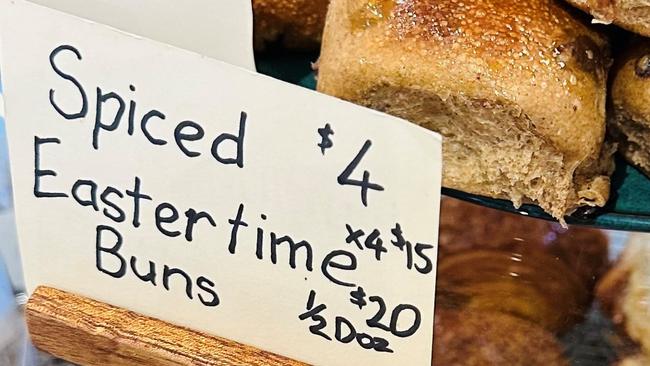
left=256, top=51, right=650, bottom=232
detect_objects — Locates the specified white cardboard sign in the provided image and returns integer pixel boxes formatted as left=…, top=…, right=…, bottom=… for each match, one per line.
left=27, top=0, right=255, bottom=70
left=0, top=1, right=442, bottom=365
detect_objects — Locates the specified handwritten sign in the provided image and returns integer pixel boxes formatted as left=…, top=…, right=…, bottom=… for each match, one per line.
left=0, top=1, right=442, bottom=365
left=27, top=0, right=255, bottom=70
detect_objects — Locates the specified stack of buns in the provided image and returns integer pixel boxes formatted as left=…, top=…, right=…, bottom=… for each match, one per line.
left=316, top=0, right=616, bottom=222
left=255, top=0, right=650, bottom=221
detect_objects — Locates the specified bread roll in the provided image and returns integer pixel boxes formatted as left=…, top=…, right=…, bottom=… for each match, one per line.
left=597, top=234, right=650, bottom=361
left=317, top=0, right=615, bottom=221
left=252, top=0, right=329, bottom=50
left=609, top=38, right=650, bottom=177
left=564, top=0, right=650, bottom=37
left=433, top=309, right=568, bottom=366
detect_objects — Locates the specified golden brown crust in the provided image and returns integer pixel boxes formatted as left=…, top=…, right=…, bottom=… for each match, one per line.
left=609, top=38, right=650, bottom=176
left=252, top=0, right=329, bottom=50
left=321, top=0, right=609, bottom=161
left=318, top=0, right=613, bottom=220
left=565, top=0, right=650, bottom=37
left=433, top=309, right=568, bottom=366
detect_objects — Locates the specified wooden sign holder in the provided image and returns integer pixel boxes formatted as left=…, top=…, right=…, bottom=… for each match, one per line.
left=25, top=286, right=306, bottom=366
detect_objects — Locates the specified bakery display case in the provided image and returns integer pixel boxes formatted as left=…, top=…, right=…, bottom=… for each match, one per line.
left=2, top=0, right=650, bottom=365
left=222, top=0, right=650, bottom=364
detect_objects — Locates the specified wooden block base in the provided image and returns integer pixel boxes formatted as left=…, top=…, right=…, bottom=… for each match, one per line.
left=26, top=286, right=305, bottom=366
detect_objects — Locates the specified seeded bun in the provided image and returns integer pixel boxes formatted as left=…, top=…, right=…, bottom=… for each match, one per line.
left=565, top=0, right=650, bottom=37
left=252, top=0, right=329, bottom=50
left=609, top=38, right=650, bottom=177
left=317, top=0, right=615, bottom=221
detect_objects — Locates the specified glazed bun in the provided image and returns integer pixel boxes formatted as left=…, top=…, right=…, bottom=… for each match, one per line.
left=317, top=0, right=615, bottom=221
left=609, top=38, right=650, bottom=177
left=252, top=0, right=329, bottom=50
left=564, top=0, right=650, bottom=37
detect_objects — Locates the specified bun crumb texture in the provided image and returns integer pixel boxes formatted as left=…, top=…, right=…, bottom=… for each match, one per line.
left=317, top=0, right=615, bottom=221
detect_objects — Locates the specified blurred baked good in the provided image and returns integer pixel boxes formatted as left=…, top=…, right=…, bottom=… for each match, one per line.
left=436, top=249, right=589, bottom=333
left=609, top=38, right=650, bottom=177
left=433, top=309, right=568, bottom=366
left=564, top=0, right=650, bottom=37
left=597, top=234, right=650, bottom=363
left=252, top=0, right=329, bottom=50
left=317, top=0, right=614, bottom=221
left=435, top=198, right=609, bottom=333
left=439, top=198, right=610, bottom=290
left=618, top=354, right=650, bottom=366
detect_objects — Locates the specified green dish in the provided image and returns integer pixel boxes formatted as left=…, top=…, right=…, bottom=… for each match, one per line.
left=256, top=52, right=650, bottom=232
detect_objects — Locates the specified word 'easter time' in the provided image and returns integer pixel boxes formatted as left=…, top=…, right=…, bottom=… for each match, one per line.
left=30, top=43, right=437, bottom=355
left=35, top=140, right=432, bottom=303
